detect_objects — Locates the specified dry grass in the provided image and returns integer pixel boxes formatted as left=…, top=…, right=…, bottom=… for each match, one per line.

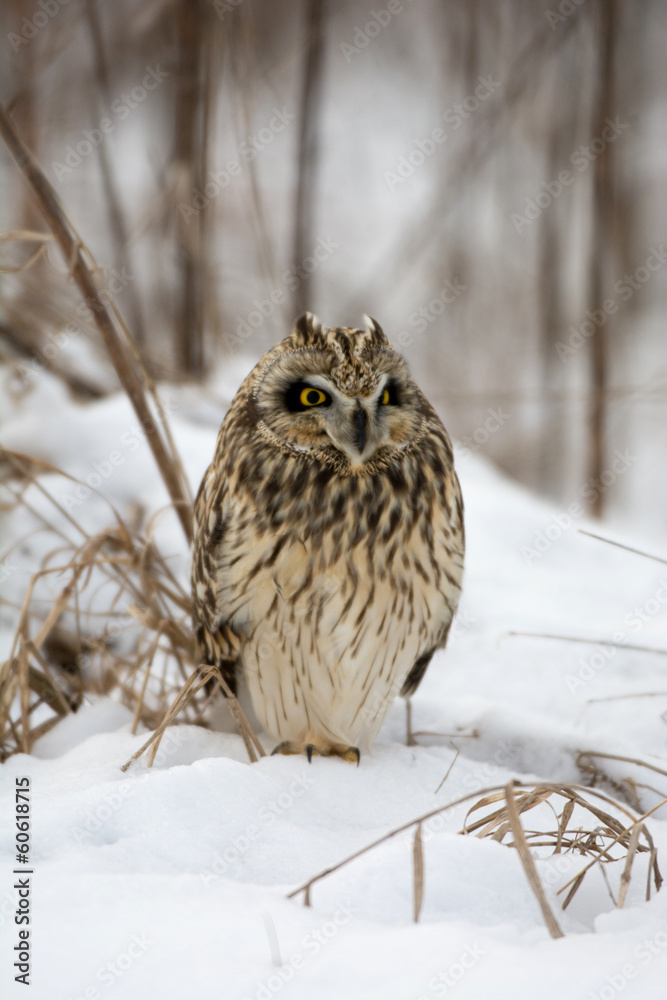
left=0, top=445, right=265, bottom=765
left=0, top=447, right=198, bottom=761
left=288, top=779, right=664, bottom=931
left=0, top=103, right=218, bottom=763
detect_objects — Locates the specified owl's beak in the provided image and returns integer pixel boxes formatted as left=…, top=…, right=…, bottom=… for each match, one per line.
left=354, top=401, right=367, bottom=454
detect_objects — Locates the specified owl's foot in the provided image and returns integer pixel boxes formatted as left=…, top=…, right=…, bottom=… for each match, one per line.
left=271, top=741, right=305, bottom=757
left=270, top=741, right=360, bottom=765
left=335, top=746, right=361, bottom=765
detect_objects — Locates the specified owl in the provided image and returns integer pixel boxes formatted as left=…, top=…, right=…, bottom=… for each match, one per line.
left=191, top=313, right=464, bottom=763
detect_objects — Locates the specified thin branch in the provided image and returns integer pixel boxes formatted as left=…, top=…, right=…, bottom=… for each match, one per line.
left=506, top=631, right=667, bottom=657
left=577, top=751, right=667, bottom=782
left=578, top=530, right=667, bottom=566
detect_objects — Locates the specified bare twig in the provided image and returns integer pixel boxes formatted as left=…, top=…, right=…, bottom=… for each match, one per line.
left=435, top=744, right=461, bottom=793
left=578, top=530, right=667, bottom=566
left=506, top=631, right=667, bottom=656
left=577, top=751, right=667, bottom=782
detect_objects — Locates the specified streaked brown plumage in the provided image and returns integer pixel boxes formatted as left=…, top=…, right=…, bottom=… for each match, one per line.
left=192, top=313, right=464, bottom=761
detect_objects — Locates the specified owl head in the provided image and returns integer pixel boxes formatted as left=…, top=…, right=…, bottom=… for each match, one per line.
left=250, top=313, right=426, bottom=467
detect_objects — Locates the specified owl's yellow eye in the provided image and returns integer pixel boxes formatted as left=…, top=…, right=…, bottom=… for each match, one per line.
left=299, top=387, right=327, bottom=407
left=380, top=382, right=399, bottom=406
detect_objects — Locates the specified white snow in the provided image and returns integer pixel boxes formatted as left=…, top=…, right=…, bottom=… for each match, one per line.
left=1, top=363, right=667, bottom=1000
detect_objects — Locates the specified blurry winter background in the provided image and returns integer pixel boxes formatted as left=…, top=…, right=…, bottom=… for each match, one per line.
left=1, top=2, right=667, bottom=999
left=1, top=0, right=666, bottom=529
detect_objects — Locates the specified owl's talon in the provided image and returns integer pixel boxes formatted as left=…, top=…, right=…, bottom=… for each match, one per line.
left=271, top=741, right=300, bottom=756
left=270, top=741, right=358, bottom=763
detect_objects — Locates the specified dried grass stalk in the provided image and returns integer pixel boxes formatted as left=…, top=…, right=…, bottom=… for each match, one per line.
left=413, top=822, right=424, bottom=923
left=504, top=781, right=564, bottom=938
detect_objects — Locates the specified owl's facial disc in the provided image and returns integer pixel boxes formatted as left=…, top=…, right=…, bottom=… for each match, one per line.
left=257, top=361, right=422, bottom=465
left=309, top=376, right=409, bottom=464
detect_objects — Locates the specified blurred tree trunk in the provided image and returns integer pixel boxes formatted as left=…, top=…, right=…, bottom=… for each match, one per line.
left=292, top=0, right=327, bottom=318
left=537, top=126, right=564, bottom=494
left=3, top=0, right=50, bottom=356
left=174, top=0, right=207, bottom=375
left=587, top=0, right=617, bottom=517
left=85, top=0, right=146, bottom=348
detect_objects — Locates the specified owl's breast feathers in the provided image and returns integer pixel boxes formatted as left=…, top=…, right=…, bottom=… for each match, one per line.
left=191, top=400, right=464, bottom=747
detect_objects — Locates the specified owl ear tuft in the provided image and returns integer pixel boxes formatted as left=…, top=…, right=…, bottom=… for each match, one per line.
left=293, top=312, right=323, bottom=345
left=362, top=315, right=389, bottom=346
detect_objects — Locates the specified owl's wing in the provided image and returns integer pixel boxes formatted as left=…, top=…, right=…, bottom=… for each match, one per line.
left=400, top=465, right=464, bottom=698
left=400, top=641, right=440, bottom=699
left=191, top=469, right=242, bottom=695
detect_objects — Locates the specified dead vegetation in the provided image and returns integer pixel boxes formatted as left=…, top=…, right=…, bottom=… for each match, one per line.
left=288, top=779, right=664, bottom=932
left=0, top=445, right=196, bottom=760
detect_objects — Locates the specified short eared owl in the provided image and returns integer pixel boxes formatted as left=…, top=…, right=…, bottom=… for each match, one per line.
left=192, top=314, right=464, bottom=762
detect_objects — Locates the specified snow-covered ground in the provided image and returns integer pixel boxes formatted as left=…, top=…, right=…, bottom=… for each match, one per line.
left=1, top=365, right=667, bottom=1000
